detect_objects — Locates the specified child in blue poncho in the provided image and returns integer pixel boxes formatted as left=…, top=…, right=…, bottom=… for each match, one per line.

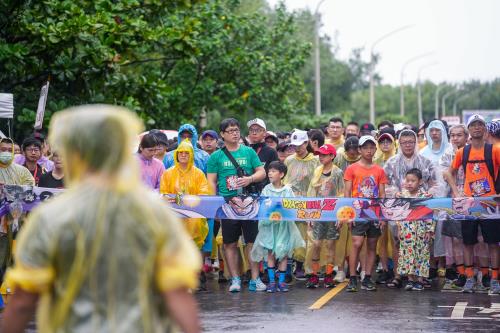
left=250, top=161, right=305, bottom=292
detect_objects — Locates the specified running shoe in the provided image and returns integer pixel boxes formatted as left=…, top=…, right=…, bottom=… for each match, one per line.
left=405, top=281, right=414, bottom=291
left=218, top=271, right=228, bottom=283
left=442, top=279, right=454, bottom=290
left=278, top=282, right=289, bottom=292
left=462, top=277, right=475, bottom=293
left=306, top=274, right=320, bottom=288
left=474, top=280, right=488, bottom=293
left=249, top=277, right=266, bottom=292
left=445, top=268, right=458, bottom=281
left=412, top=282, right=424, bottom=291
left=488, top=279, right=500, bottom=295
left=229, top=277, right=241, bottom=293
left=482, top=274, right=491, bottom=289
left=266, top=282, right=277, bottom=293
left=452, top=274, right=466, bottom=289
left=334, top=270, right=346, bottom=283
left=294, top=269, right=306, bottom=280
left=324, top=274, right=336, bottom=289
left=361, top=277, right=377, bottom=291
left=347, top=276, right=358, bottom=292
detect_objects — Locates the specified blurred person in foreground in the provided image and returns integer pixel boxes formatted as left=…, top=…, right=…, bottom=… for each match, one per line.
left=1, top=105, right=201, bottom=333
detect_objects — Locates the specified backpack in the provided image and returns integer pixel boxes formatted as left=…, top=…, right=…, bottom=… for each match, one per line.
left=461, top=143, right=500, bottom=194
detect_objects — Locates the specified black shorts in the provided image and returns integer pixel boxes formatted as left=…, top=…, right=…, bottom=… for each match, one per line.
left=221, top=219, right=258, bottom=244
left=460, top=219, right=500, bottom=245
left=441, top=219, right=462, bottom=239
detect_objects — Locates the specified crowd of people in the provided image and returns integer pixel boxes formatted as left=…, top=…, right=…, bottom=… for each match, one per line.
left=1, top=113, right=500, bottom=302
left=132, top=114, right=500, bottom=295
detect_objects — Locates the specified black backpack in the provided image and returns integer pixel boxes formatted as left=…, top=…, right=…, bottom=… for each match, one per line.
left=461, top=143, right=500, bottom=194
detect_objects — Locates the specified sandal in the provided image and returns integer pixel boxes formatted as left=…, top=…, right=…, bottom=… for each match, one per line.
left=387, top=277, right=403, bottom=289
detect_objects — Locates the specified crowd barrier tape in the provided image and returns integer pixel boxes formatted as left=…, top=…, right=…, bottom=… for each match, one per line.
left=0, top=185, right=498, bottom=223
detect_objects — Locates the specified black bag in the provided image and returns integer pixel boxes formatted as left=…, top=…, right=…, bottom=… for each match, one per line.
left=221, top=146, right=259, bottom=196
left=461, top=143, right=500, bottom=194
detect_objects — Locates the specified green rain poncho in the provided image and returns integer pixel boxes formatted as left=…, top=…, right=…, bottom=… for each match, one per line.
left=5, top=105, right=201, bottom=333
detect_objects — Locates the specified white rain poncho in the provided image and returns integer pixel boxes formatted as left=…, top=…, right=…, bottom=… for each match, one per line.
left=5, top=105, right=201, bottom=333
left=420, top=120, right=451, bottom=164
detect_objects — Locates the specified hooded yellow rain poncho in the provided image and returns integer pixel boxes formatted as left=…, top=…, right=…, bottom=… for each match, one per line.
left=160, top=140, right=210, bottom=249
left=5, top=105, right=200, bottom=333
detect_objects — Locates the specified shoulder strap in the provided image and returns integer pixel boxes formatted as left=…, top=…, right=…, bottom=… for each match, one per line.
left=484, top=143, right=495, bottom=181
left=222, top=146, right=245, bottom=177
left=462, top=145, right=471, bottom=178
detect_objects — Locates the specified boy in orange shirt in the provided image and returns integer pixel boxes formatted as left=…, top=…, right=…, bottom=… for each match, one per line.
left=344, top=136, right=387, bottom=292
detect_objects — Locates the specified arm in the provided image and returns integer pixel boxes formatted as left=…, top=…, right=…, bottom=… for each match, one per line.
left=0, top=288, right=39, bottom=333
left=162, top=289, right=200, bottom=333
left=207, top=173, right=218, bottom=196
left=344, top=180, right=352, bottom=198
left=237, top=166, right=265, bottom=188
left=446, top=166, right=460, bottom=197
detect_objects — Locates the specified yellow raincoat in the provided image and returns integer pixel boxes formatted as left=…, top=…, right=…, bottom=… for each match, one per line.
left=5, top=105, right=200, bottom=333
left=160, top=140, right=211, bottom=249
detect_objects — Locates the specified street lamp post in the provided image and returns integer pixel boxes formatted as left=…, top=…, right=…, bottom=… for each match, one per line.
left=314, top=0, right=326, bottom=116
left=369, top=24, right=414, bottom=124
left=400, top=51, right=434, bottom=117
left=417, top=62, right=438, bottom=125
left=441, top=88, right=457, bottom=117
left=434, top=84, right=441, bottom=119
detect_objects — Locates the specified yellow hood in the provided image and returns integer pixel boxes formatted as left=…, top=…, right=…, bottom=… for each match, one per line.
left=173, top=139, right=194, bottom=171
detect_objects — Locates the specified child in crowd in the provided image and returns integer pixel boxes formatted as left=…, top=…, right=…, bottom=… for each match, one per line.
left=395, top=168, right=435, bottom=291
left=344, top=136, right=387, bottom=292
left=306, top=144, right=344, bottom=288
left=251, top=161, right=305, bottom=292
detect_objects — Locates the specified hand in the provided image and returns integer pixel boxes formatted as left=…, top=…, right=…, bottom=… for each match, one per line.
left=236, top=176, right=253, bottom=188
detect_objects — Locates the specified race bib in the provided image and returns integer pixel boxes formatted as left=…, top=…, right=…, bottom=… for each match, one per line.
left=468, top=178, right=491, bottom=197
left=226, top=175, right=239, bottom=191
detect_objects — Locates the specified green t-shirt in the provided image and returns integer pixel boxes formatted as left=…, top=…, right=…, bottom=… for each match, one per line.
left=207, top=145, right=263, bottom=197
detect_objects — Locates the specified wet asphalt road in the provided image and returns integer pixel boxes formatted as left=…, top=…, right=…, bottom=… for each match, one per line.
left=2, top=277, right=499, bottom=333
left=197, top=277, right=500, bottom=333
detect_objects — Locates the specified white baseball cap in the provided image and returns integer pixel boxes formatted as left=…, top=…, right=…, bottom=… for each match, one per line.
left=290, top=130, right=309, bottom=146
left=247, top=118, right=266, bottom=130
left=466, top=114, right=486, bottom=128
left=358, top=135, right=377, bottom=146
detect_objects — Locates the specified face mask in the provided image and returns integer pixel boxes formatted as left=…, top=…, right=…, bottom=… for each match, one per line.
left=0, top=151, right=14, bottom=164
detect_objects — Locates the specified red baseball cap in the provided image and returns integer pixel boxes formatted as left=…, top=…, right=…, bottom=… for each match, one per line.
left=315, top=144, right=337, bottom=157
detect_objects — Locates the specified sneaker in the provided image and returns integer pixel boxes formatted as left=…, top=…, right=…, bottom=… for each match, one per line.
left=266, top=282, right=277, bottom=293
left=462, top=277, right=475, bottom=293
left=445, top=268, right=458, bottom=281
left=474, top=280, right=488, bottom=293
left=482, top=274, right=491, bottom=289
left=405, top=281, right=414, bottom=291
left=334, top=270, right=346, bottom=283
left=218, top=271, right=228, bottom=283
left=249, top=278, right=266, bottom=292
left=229, top=277, right=241, bottom=292
left=285, top=273, right=293, bottom=283
left=412, top=282, right=424, bottom=291
left=306, top=274, right=320, bottom=288
left=488, top=279, right=500, bottom=295
left=361, top=277, right=377, bottom=291
left=442, top=279, right=454, bottom=290
left=376, top=270, right=391, bottom=284
left=295, top=269, right=306, bottom=280
left=347, top=276, right=358, bottom=292
left=277, top=282, right=289, bottom=292
left=452, top=274, right=466, bottom=289
left=324, top=274, right=336, bottom=288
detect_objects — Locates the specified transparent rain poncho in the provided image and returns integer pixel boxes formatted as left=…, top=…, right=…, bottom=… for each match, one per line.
left=5, top=105, right=201, bottom=333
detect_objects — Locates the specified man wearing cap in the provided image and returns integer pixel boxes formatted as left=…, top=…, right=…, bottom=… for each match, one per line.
left=201, top=130, right=219, bottom=155
left=486, top=120, right=500, bottom=147
left=447, top=114, right=500, bottom=294
left=283, top=130, right=319, bottom=279
left=325, top=117, right=345, bottom=150
left=360, top=123, right=376, bottom=137
left=247, top=118, right=279, bottom=193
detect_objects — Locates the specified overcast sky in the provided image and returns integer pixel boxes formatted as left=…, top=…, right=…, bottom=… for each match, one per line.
left=267, top=0, right=500, bottom=85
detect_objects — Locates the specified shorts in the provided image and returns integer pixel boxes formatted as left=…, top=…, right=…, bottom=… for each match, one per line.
left=351, top=220, right=381, bottom=238
left=221, top=219, right=258, bottom=244
left=312, top=221, right=340, bottom=241
left=441, top=219, right=462, bottom=239
left=460, top=219, right=500, bottom=245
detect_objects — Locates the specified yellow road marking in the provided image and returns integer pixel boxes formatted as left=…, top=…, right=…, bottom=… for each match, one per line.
left=308, top=281, right=348, bottom=310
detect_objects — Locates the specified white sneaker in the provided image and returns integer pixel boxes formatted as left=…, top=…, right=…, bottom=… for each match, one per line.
left=229, top=277, right=241, bottom=292
left=334, top=270, right=346, bottom=283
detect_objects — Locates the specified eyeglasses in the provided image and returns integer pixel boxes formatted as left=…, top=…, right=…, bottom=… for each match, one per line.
left=224, top=129, right=240, bottom=134
left=26, top=148, right=41, bottom=153
left=399, top=141, right=416, bottom=146
left=249, top=128, right=264, bottom=134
